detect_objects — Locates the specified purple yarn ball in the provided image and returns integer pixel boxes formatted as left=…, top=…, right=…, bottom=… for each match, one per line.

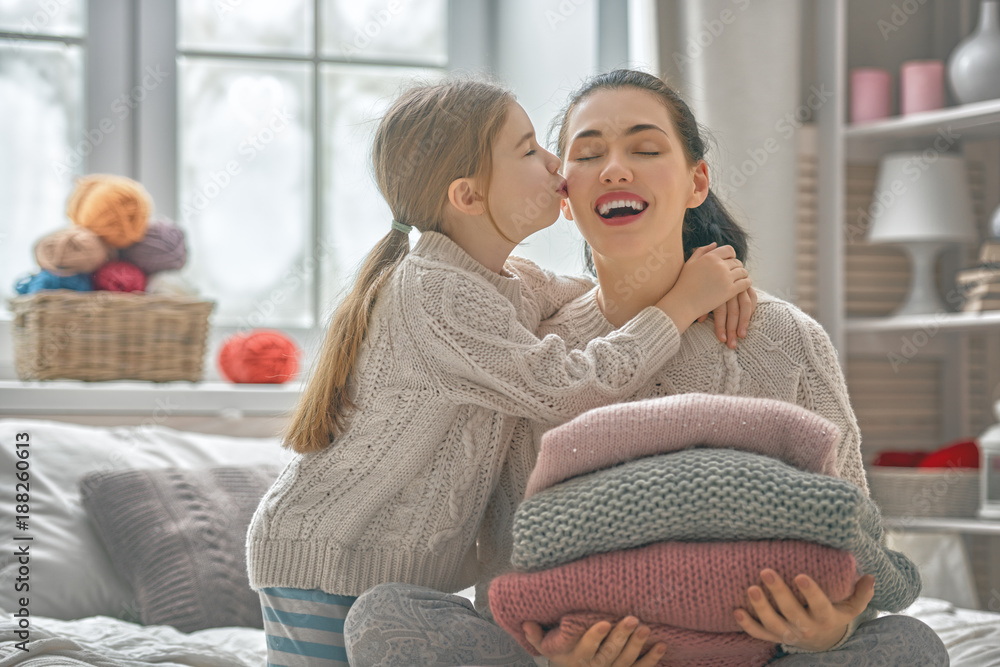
left=119, top=217, right=187, bottom=274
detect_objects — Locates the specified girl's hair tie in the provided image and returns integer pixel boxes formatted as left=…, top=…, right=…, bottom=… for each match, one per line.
left=391, top=219, right=412, bottom=234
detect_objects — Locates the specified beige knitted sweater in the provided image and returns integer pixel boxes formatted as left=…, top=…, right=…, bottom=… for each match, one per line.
left=473, top=286, right=871, bottom=623
left=246, top=232, right=681, bottom=597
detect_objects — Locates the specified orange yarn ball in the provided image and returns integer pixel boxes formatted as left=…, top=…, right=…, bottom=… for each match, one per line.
left=67, top=174, right=152, bottom=248
left=218, top=330, right=300, bottom=384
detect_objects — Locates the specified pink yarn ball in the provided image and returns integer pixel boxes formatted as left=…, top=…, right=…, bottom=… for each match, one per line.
left=93, top=260, right=147, bottom=293
left=119, top=217, right=188, bottom=274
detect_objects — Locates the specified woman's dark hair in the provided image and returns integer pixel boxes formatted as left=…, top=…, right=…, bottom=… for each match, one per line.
left=551, top=69, right=750, bottom=274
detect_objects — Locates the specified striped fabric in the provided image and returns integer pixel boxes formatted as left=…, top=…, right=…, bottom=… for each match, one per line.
left=258, top=587, right=357, bottom=667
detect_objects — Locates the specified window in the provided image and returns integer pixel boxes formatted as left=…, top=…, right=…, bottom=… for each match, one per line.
left=0, top=0, right=455, bottom=333
left=0, top=1, right=86, bottom=307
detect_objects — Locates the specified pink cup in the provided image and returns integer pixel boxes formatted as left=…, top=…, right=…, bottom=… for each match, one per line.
left=901, top=60, right=944, bottom=115
left=850, top=68, right=892, bottom=124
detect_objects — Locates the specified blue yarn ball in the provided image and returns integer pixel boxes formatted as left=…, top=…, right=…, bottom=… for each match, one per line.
left=14, top=270, right=93, bottom=295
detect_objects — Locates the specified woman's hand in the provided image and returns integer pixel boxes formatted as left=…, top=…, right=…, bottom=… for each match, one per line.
left=733, top=569, right=875, bottom=653
left=656, top=242, right=751, bottom=337
left=697, top=287, right=758, bottom=349
left=523, top=616, right=667, bottom=667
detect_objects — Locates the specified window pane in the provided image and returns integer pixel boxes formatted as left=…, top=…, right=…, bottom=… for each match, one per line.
left=178, top=0, right=311, bottom=56
left=0, top=0, right=85, bottom=37
left=0, top=40, right=83, bottom=304
left=178, top=58, right=313, bottom=327
left=321, top=0, right=446, bottom=65
left=318, top=65, right=440, bottom=313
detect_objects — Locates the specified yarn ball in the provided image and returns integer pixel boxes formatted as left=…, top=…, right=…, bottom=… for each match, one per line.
left=14, top=270, right=93, bottom=295
left=218, top=330, right=300, bottom=384
left=146, top=270, right=200, bottom=297
left=34, top=227, right=111, bottom=277
left=92, top=260, right=147, bottom=293
left=67, top=174, right=152, bottom=248
left=119, top=217, right=188, bottom=274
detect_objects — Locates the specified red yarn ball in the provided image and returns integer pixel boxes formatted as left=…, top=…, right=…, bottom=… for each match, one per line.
left=218, top=329, right=300, bottom=384
left=92, top=260, right=147, bottom=292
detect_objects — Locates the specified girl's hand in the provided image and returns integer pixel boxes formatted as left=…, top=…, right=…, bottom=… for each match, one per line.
left=657, top=242, right=750, bottom=337
left=523, top=617, right=667, bottom=667
left=733, top=569, right=876, bottom=653
left=697, top=287, right=758, bottom=349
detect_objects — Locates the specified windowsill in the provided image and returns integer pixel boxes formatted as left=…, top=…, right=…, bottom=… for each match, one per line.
left=0, top=379, right=303, bottom=417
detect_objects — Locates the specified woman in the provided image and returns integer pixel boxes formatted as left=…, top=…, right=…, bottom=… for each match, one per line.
left=342, top=70, right=949, bottom=666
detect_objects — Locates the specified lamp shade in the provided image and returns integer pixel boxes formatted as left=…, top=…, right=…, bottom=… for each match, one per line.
left=867, top=152, right=978, bottom=244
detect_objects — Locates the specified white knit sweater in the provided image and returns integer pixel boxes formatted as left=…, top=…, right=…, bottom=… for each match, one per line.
left=245, top=232, right=681, bottom=597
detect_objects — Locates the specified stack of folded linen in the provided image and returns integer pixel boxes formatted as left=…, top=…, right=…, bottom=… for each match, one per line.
left=489, top=394, right=922, bottom=667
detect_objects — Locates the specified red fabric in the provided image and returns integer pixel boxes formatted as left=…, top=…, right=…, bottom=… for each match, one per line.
left=872, top=451, right=927, bottom=467
left=918, top=440, right=980, bottom=469
left=490, top=540, right=858, bottom=661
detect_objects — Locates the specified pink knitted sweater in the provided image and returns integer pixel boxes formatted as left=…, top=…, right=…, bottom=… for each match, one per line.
left=524, top=393, right=840, bottom=499
left=489, top=540, right=858, bottom=636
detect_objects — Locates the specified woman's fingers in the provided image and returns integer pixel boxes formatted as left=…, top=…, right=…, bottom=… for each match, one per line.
left=733, top=606, right=783, bottom=644
left=591, top=616, right=640, bottom=666
left=759, top=570, right=812, bottom=630
left=745, top=583, right=796, bottom=643
left=633, top=642, right=668, bottom=667
left=714, top=303, right=728, bottom=343
left=725, top=296, right=739, bottom=349
left=737, top=290, right=753, bottom=338
left=835, top=574, right=876, bottom=616
left=689, top=242, right=717, bottom=260
left=609, top=623, right=651, bottom=667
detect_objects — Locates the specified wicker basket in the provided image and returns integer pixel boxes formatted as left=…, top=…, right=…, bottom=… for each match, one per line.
left=8, top=290, right=215, bottom=382
left=868, top=468, right=981, bottom=518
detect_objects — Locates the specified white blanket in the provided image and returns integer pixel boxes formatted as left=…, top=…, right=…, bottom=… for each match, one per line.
left=0, top=615, right=264, bottom=667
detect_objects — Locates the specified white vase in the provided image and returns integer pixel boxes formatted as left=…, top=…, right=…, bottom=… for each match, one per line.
left=947, top=0, right=1000, bottom=104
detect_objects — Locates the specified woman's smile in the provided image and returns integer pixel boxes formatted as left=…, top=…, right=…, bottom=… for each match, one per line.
left=594, top=190, right=649, bottom=226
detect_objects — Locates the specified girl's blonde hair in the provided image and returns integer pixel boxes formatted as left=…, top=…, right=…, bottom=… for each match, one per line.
left=283, top=78, right=514, bottom=454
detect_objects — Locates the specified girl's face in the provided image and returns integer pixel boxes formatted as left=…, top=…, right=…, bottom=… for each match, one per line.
left=486, top=102, right=567, bottom=242
left=561, top=88, right=708, bottom=263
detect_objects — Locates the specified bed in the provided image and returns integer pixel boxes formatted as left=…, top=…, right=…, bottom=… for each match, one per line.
left=1, top=419, right=998, bottom=666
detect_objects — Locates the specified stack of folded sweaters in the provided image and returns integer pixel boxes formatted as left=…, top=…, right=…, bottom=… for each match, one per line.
left=489, top=393, right=922, bottom=666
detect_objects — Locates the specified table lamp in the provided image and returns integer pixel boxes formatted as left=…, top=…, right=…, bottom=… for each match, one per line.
left=867, top=152, right=978, bottom=316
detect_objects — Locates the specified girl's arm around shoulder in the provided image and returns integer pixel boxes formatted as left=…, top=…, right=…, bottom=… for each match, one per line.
left=505, top=255, right=596, bottom=321
left=402, top=262, right=681, bottom=427
left=752, top=294, right=869, bottom=495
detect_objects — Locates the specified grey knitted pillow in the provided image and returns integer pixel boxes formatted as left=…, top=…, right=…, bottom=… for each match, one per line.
left=80, top=465, right=281, bottom=632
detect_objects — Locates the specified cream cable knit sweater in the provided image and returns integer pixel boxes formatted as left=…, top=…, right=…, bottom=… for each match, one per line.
left=246, top=232, right=680, bottom=597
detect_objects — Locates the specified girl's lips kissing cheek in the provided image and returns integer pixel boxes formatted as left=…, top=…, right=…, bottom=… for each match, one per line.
left=594, top=191, right=648, bottom=227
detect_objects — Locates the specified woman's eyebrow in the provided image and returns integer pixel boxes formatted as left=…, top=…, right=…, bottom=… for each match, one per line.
left=570, top=124, right=668, bottom=142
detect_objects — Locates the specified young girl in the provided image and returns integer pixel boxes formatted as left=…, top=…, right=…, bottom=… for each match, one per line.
left=342, top=71, right=949, bottom=667
left=245, top=77, right=752, bottom=667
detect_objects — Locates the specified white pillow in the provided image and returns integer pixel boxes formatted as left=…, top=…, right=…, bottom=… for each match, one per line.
left=0, top=419, right=290, bottom=621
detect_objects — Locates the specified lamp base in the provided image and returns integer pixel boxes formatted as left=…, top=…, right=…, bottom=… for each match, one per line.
left=893, top=241, right=950, bottom=317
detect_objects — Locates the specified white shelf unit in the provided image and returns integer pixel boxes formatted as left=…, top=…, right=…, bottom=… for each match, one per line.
left=814, top=0, right=1000, bottom=448
left=814, top=0, right=1000, bottom=611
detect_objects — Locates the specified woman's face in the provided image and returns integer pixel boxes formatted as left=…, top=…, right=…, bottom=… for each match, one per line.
left=486, top=102, right=567, bottom=242
left=561, top=87, right=708, bottom=263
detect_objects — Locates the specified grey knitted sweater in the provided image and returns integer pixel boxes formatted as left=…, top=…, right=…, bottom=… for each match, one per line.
left=511, top=448, right=920, bottom=613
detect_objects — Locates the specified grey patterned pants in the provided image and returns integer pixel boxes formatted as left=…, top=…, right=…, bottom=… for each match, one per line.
left=343, top=583, right=950, bottom=666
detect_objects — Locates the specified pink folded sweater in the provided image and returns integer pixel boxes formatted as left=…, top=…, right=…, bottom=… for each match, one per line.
left=489, top=539, right=858, bottom=635
left=524, top=393, right=840, bottom=499
left=545, top=612, right=776, bottom=667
